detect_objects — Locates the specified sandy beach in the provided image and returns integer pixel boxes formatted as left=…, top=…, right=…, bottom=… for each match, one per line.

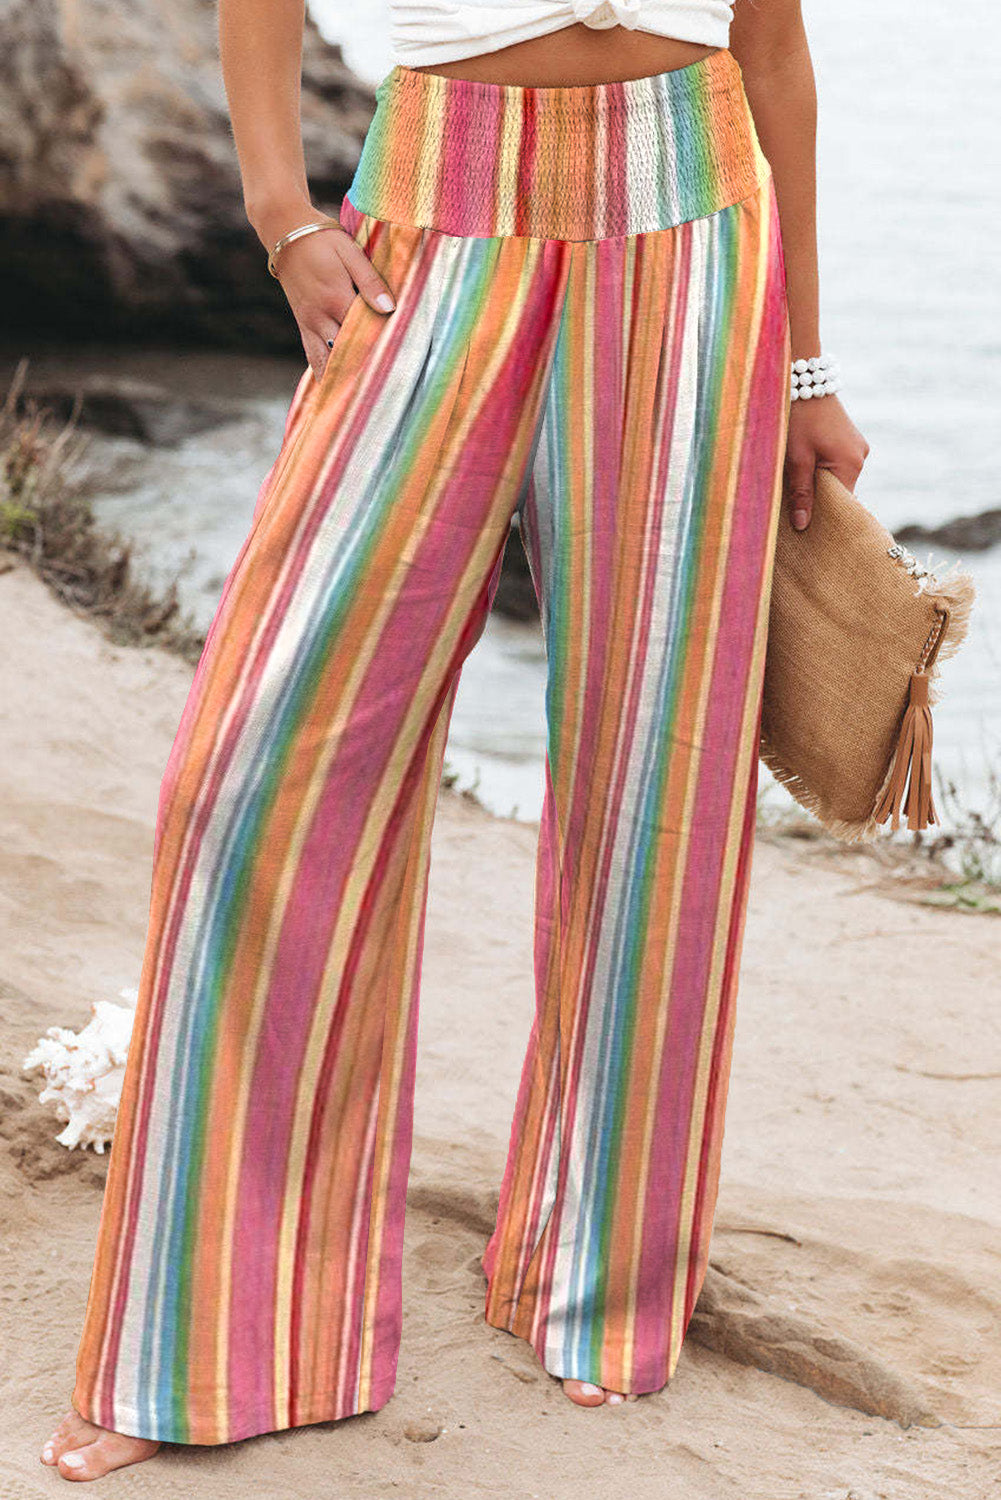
left=2, top=556, right=1000, bottom=1499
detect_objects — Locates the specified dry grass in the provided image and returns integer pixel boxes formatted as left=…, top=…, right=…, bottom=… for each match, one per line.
left=921, top=760, right=1001, bottom=898
left=0, top=359, right=205, bottom=663
left=756, top=774, right=1001, bottom=910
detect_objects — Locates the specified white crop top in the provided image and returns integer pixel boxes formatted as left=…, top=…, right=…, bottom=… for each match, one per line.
left=389, top=1, right=734, bottom=68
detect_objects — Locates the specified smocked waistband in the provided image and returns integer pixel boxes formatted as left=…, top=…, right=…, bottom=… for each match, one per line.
left=343, top=47, right=770, bottom=242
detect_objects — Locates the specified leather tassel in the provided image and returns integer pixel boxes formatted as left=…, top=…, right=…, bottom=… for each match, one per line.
left=873, top=670, right=937, bottom=832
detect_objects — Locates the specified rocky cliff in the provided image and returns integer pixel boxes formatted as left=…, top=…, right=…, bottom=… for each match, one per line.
left=0, top=0, right=376, bottom=349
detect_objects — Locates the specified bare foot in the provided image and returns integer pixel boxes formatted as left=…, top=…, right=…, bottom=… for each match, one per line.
left=562, top=1379, right=638, bottom=1407
left=40, top=1410, right=161, bottom=1482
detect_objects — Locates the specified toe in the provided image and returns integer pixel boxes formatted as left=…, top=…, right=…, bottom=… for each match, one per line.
left=43, top=1413, right=101, bottom=1466
left=58, top=1433, right=156, bottom=1482
left=41, top=1406, right=162, bottom=1481
left=562, top=1379, right=606, bottom=1407
left=56, top=1448, right=94, bottom=1481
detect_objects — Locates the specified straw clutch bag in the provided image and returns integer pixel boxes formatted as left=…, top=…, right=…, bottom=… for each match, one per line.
left=759, top=466, right=975, bottom=842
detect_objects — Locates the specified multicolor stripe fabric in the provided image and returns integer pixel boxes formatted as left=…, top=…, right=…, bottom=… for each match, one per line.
left=73, top=48, right=790, bottom=1444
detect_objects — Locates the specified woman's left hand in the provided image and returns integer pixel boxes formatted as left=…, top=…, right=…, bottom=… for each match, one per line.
left=783, top=395, right=870, bottom=530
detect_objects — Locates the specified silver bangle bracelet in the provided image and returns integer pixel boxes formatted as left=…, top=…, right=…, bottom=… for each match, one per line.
left=266, top=220, right=339, bottom=280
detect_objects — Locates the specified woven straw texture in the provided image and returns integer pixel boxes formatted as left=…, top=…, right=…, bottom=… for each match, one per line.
left=760, top=466, right=975, bottom=842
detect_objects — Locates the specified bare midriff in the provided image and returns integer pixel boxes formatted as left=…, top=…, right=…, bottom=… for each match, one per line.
left=408, top=25, right=722, bottom=87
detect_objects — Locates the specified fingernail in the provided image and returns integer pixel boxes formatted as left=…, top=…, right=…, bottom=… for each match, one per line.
left=607, top=1393, right=625, bottom=1405
left=62, top=1452, right=84, bottom=1469
left=792, top=509, right=809, bottom=529
left=375, top=293, right=395, bottom=313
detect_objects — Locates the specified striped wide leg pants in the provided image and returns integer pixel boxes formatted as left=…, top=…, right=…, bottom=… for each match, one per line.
left=72, top=47, right=791, bottom=1443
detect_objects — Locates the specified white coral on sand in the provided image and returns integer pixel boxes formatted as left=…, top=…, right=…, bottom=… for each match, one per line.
left=22, top=987, right=139, bottom=1152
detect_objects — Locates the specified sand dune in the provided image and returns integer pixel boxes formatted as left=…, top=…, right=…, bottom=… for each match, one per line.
left=2, top=559, right=999, bottom=1498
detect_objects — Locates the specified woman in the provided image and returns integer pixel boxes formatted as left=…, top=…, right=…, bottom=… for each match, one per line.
left=42, top=0, right=868, bottom=1481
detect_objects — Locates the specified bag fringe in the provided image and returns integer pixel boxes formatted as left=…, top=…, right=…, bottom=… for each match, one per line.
left=758, top=739, right=884, bottom=844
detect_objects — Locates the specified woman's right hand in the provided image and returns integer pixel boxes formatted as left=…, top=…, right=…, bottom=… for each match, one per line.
left=267, top=213, right=397, bottom=384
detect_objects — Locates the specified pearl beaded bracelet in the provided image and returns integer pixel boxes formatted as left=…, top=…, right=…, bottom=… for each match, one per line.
left=790, top=352, right=841, bottom=402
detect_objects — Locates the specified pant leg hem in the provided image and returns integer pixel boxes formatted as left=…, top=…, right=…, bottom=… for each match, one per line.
left=71, top=1381, right=396, bottom=1446
left=481, top=1312, right=677, bottom=1398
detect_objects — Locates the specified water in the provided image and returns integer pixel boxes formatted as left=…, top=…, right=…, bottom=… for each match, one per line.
left=27, top=0, right=1001, bottom=828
